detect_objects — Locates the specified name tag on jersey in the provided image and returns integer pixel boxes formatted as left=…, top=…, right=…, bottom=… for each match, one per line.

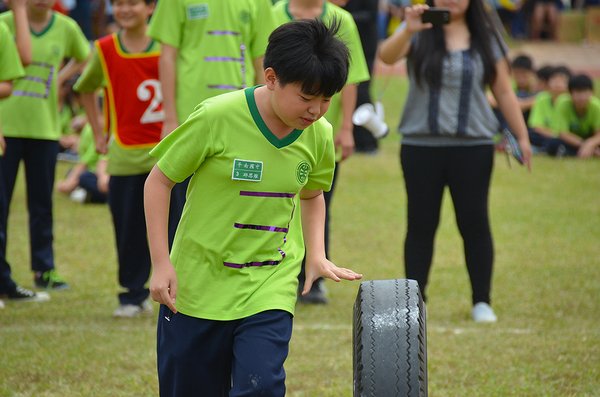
left=187, top=4, right=209, bottom=20
left=232, top=159, right=263, bottom=182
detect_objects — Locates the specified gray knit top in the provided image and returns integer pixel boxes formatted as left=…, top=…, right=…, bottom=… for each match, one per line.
left=398, top=32, right=508, bottom=146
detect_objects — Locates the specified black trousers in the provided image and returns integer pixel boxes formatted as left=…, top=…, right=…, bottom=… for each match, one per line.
left=400, top=144, right=495, bottom=305
left=0, top=138, right=59, bottom=293
left=108, top=174, right=186, bottom=305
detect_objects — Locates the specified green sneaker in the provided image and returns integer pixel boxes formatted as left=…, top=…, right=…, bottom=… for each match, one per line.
left=34, top=270, right=70, bottom=290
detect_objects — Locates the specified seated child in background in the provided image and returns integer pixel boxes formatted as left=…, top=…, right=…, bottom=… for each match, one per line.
left=57, top=73, right=85, bottom=161
left=547, top=74, right=600, bottom=158
left=527, top=65, right=571, bottom=150
left=511, top=54, right=538, bottom=121
left=56, top=123, right=108, bottom=204
left=534, top=64, right=555, bottom=92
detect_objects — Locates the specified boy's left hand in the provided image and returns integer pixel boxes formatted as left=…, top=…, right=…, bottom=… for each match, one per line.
left=302, top=257, right=362, bottom=296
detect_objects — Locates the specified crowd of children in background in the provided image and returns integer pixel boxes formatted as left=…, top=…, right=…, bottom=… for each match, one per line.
left=495, top=53, right=600, bottom=158
left=0, top=0, right=599, bottom=315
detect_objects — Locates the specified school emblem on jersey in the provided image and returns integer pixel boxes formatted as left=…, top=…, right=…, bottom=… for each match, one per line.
left=187, top=4, right=209, bottom=20
left=232, top=159, right=263, bottom=182
left=296, top=161, right=311, bottom=185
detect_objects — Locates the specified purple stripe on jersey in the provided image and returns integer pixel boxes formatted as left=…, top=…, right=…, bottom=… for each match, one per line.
left=207, top=31, right=241, bottom=36
left=204, top=57, right=244, bottom=62
left=223, top=260, right=282, bottom=269
left=12, top=91, right=45, bottom=99
left=207, top=85, right=243, bottom=90
left=239, top=191, right=296, bottom=198
left=234, top=223, right=289, bottom=233
left=22, top=76, right=45, bottom=84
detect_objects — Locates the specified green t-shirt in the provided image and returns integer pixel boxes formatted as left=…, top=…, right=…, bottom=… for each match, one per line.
left=0, top=12, right=90, bottom=141
left=0, top=20, right=26, bottom=156
left=527, top=91, right=558, bottom=135
left=150, top=87, right=336, bottom=321
left=272, top=1, right=370, bottom=136
left=552, top=94, right=600, bottom=139
left=74, top=34, right=160, bottom=175
left=147, top=0, right=278, bottom=123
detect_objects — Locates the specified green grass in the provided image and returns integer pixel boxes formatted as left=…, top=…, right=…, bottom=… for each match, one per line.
left=1, top=76, right=600, bottom=396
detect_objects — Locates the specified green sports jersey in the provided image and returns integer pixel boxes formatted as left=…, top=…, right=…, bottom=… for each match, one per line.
left=552, top=94, right=600, bottom=139
left=0, top=20, right=26, bottom=157
left=0, top=12, right=90, bottom=141
left=272, top=1, right=370, bottom=136
left=151, top=87, right=336, bottom=321
left=527, top=91, right=558, bottom=135
left=147, top=0, right=278, bottom=123
left=74, top=35, right=161, bottom=176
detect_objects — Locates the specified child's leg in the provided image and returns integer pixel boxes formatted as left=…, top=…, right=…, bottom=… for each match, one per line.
left=22, top=138, right=59, bottom=273
left=0, top=137, right=24, bottom=290
left=108, top=174, right=152, bottom=306
left=230, top=310, right=293, bottom=397
left=78, top=171, right=107, bottom=203
left=157, top=306, right=234, bottom=396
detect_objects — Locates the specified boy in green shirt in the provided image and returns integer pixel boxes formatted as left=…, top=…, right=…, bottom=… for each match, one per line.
left=144, top=19, right=362, bottom=396
left=0, top=0, right=50, bottom=302
left=548, top=74, right=600, bottom=158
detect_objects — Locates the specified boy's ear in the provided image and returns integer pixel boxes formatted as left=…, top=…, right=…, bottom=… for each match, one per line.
left=264, top=68, right=277, bottom=90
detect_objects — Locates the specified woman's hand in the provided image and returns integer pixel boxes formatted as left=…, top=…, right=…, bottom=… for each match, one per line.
left=404, top=4, right=434, bottom=34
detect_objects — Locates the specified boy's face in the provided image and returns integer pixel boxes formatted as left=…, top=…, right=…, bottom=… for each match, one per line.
left=548, top=73, right=569, bottom=96
left=28, top=0, right=56, bottom=14
left=512, top=67, right=534, bottom=91
left=571, top=88, right=592, bottom=112
left=111, top=0, right=155, bottom=30
left=271, top=80, right=331, bottom=130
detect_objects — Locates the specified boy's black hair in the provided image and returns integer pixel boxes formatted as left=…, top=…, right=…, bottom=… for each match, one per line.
left=409, top=0, right=507, bottom=90
left=536, top=65, right=555, bottom=82
left=568, top=74, right=594, bottom=92
left=263, top=18, right=350, bottom=98
left=511, top=55, right=533, bottom=71
left=549, top=65, right=572, bottom=80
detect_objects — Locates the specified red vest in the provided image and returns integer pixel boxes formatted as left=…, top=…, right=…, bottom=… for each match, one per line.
left=97, top=34, right=162, bottom=148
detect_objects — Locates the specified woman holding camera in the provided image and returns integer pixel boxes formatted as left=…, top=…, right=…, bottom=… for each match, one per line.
left=379, top=0, right=531, bottom=322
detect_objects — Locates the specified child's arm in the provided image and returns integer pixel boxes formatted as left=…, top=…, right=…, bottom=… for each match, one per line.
left=578, top=132, right=600, bottom=158
left=490, top=59, right=532, bottom=171
left=299, top=188, right=362, bottom=295
left=0, top=81, right=13, bottom=99
left=6, top=0, right=32, bottom=66
left=145, top=165, right=178, bottom=313
left=335, top=84, right=357, bottom=162
left=56, top=162, right=87, bottom=194
left=253, top=56, right=265, bottom=85
left=80, top=92, right=107, bottom=154
left=379, top=4, right=431, bottom=65
left=95, top=158, right=109, bottom=194
left=158, top=44, right=179, bottom=139
left=0, top=124, right=5, bottom=155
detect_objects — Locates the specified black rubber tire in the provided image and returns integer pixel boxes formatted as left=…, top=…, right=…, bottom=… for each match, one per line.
left=353, top=279, right=428, bottom=397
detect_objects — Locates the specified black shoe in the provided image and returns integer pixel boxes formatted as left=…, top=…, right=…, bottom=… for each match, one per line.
left=297, top=282, right=328, bottom=305
left=34, top=270, right=70, bottom=290
left=3, top=286, right=49, bottom=302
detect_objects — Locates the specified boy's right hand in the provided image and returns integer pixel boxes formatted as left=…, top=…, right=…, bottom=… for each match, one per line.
left=404, top=5, right=433, bottom=34
left=94, top=134, right=108, bottom=155
left=149, top=261, right=178, bottom=313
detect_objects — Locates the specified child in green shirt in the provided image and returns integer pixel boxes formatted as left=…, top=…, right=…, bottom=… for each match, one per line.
left=0, top=0, right=90, bottom=291
left=548, top=74, right=600, bottom=158
left=144, top=18, right=362, bottom=396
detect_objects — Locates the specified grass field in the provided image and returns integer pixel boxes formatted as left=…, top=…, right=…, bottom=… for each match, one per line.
left=1, top=76, right=599, bottom=396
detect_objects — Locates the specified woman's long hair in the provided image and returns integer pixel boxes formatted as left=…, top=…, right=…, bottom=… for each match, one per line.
left=408, top=0, right=507, bottom=90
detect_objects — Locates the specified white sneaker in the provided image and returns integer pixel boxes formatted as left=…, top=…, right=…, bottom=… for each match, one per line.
left=112, top=299, right=154, bottom=318
left=70, top=188, right=87, bottom=203
left=0, top=300, right=4, bottom=309
left=472, top=302, right=497, bottom=323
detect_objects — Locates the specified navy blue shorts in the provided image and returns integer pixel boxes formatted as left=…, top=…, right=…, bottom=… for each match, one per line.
left=157, top=306, right=293, bottom=397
